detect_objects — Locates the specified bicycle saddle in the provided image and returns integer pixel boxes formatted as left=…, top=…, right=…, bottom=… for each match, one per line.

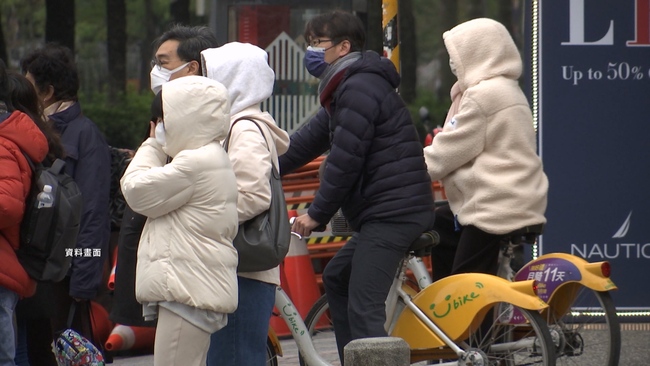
left=408, top=230, right=441, bottom=257
left=503, top=223, right=545, bottom=245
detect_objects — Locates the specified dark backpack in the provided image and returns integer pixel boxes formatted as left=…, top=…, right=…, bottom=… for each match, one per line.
left=17, top=154, right=83, bottom=282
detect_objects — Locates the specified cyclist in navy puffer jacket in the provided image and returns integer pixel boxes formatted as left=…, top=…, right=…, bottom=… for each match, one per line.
left=279, top=10, right=435, bottom=364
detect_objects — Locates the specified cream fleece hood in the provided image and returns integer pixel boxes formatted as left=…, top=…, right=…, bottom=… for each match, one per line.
left=443, top=18, right=522, bottom=91
left=160, top=75, right=230, bottom=157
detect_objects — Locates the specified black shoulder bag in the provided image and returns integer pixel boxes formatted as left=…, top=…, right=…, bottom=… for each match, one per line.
left=224, top=118, right=291, bottom=272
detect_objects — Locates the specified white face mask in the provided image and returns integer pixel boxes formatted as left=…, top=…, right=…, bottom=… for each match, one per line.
left=150, top=62, right=190, bottom=94
left=449, top=58, right=457, bottom=77
left=154, top=122, right=166, bottom=146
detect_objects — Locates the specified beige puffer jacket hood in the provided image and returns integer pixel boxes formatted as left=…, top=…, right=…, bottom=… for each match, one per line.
left=424, top=18, right=548, bottom=235
left=120, top=76, right=240, bottom=312
left=202, top=43, right=289, bottom=284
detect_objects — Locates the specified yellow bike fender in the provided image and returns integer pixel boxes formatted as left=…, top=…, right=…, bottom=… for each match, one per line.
left=391, top=274, right=547, bottom=349
left=267, top=327, right=283, bottom=357
left=514, top=253, right=617, bottom=318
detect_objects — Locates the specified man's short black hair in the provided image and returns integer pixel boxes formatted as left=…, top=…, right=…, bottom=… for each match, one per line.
left=152, top=24, right=220, bottom=64
left=303, top=10, right=366, bottom=52
left=20, top=43, right=80, bottom=101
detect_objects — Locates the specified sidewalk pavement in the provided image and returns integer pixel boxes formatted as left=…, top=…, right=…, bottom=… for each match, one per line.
left=110, top=323, right=650, bottom=365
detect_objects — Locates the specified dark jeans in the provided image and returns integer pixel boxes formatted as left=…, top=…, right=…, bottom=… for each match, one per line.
left=429, top=204, right=503, bottom=281
left=207, top=276, right=276, bottom=366
left=322, top=210, right=435, bottom=364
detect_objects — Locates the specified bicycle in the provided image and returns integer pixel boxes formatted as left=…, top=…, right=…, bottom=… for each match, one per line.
left=268, top=229, right=557, bottom=366
left=498, top=229, right=620, bottom=366
left=302, top=225, right=619, bottom=366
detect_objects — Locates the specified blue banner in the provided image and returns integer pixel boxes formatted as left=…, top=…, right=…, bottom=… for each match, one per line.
left=529, top=0, right=650, bottom=310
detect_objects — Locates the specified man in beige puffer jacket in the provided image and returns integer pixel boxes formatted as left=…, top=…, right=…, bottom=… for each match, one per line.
left=424, top=18, right=549, bottom=280
left=121, top=75, right=239, bottom=365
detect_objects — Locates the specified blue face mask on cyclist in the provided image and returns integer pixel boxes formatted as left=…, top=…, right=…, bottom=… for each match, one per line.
left=304, top=46, right=329, bottom=78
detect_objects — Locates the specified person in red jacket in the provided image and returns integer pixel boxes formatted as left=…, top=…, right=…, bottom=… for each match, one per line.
left=0, top=59, right=49, bottom=366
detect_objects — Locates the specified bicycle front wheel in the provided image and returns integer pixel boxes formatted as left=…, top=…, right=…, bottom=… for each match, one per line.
left=300, top=294, right=341, bottom=366
left=266, top=335, right=278, bottom=366
left=547, top=288, right=620, bottom=366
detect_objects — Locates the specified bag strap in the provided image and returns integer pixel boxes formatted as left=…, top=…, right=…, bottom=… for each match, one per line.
left=20, top=152, right=36, bottom=173
left=66, top=302, right=77, bottom=329
left=223, top=117, right=278, bottom=172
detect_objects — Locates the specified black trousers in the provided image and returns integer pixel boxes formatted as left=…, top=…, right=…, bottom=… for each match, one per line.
left=430, top=203, right=504, bottom=281
left=16, top=278, right=96, bottom=366
left=322, top=210, right=435, bottom=364
left=109, top=205, right=155, bottom=327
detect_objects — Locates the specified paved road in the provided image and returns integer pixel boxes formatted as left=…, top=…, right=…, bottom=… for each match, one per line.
left=111, top=323, right=650, bottom=365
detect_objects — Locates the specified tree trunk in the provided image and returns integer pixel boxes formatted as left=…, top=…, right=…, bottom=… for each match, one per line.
left=0, top=7, right=7, bottom=64
left=107, top=0, right=127, bottom=100
left=46, top=0, right=75, bottom=52
left=398, top=0, right=416, bottom=103
left=365, top=0, right=383, bottom=54
left=170, top=0, right=191, bottom=25
left=437, top=0, right=458, bottom=100
left=139, top=0, right=157, bottom=93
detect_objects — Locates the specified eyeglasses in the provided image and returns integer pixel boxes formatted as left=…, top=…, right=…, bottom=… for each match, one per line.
left=151, top=59, right=162, bottom=69
left=309, top=39, right=332, bottom=47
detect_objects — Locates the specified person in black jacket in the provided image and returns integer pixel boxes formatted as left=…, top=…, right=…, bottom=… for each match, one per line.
left=279, top=10, right=435, bottom=363
left=18, top=44, right=111, bottom=365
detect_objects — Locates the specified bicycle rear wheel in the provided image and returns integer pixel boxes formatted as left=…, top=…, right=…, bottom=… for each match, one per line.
left=464, top=303, right=556, bottom=366
left=547, top=288, right=620, bottom=366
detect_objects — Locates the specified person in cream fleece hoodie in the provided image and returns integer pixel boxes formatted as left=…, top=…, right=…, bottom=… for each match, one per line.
left=120, top=75, right=238, bottom=366
left=424, top=18, right=549, bottom=281
left=201, top=42, right=290, bottom=366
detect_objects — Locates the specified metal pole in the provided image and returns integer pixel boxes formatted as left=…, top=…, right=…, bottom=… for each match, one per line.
left=382, top=0, right=400, bottom=73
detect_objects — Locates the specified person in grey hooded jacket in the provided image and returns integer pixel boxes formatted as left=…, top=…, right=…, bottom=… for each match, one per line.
left=424, top=18, right=548, bottom=281
left=201, top=42, right=290, bottom=366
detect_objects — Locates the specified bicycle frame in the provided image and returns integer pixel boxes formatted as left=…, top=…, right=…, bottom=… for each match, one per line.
left=390, top=258, right=547, bottom=351
left=272, top=286, right=331, bottom=366
left=271, top=250, right=551, bottom=366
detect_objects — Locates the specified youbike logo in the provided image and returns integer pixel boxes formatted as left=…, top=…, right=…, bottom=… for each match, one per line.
left=571, top=211, right=650, bottom=260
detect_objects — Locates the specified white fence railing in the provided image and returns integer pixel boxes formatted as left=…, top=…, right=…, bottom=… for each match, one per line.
left=263, top=32, right=321, bottom=134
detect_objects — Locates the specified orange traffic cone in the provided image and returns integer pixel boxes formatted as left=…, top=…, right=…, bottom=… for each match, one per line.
left=105, top=324, right=156, bottom=352
left=271, top=210, right=322, bottom=337
left=107, top=246, right=118, bottom=290
left=89, top=301, right=113, bottom=348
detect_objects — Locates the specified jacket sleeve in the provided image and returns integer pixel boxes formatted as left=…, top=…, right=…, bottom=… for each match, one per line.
left=68, top=124, right=111, bottom=299
left=121, top=139, right=195, bottom=219
left=227, top=121, right=272, bottom=223
left=0, top=147, right=26, bottom=231
left=278, top=108, right=330, bottom=175
left=307, top=83, right=376, bottom=225
left=424, top=95, right=486, bottom=181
